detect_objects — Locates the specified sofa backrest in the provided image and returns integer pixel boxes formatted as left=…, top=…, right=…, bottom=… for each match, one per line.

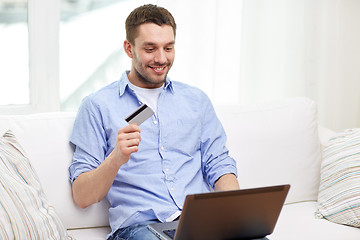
left=0, top=97, right=322, bottom=230
left=216, top=97, right=322, bottom=204
left=0, top=112, right=110, bottom=230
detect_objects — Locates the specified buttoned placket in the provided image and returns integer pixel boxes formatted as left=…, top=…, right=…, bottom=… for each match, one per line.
left=157, top=88, right=178, bottom=199
left=133, top=86, right=179, bottom=204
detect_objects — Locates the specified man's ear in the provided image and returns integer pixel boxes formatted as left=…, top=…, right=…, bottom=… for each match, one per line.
left=124, top=40, right=133, bottom=58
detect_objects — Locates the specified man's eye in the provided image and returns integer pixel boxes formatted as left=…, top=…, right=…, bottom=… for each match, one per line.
left=145, top=48, right=154, bottom=52
left=165, top=47, right=173, bottom=51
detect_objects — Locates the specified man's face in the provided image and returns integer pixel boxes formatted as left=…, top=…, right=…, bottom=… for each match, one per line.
left=125, top=23, right=175, bottom=89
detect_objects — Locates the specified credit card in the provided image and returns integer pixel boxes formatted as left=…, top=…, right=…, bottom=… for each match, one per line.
left=125, top=104, right=154, bottom=125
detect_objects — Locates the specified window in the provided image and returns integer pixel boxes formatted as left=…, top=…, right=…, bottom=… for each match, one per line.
left=59, top=0, right=241, bottom=111
left=0, top=0, right=29, bottom=106
left=0, top=0, right=242, bottom=114
left=59, top=0, right=140, bottom=111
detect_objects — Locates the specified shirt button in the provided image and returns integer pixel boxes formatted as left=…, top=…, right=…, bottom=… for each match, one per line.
left=165, top=168, right=169, bottom=172
left=154, top=120, right=158, bottom=124
left=170, top=188, right=174, bottom=191
left=161, top=146, right=165, bottom=151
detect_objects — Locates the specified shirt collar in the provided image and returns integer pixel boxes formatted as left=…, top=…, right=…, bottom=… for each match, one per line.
left=119, top=71, right=174, bottom=96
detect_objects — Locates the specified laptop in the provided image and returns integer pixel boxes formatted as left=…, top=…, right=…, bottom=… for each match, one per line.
left=148, top=184, right=290, bottom=240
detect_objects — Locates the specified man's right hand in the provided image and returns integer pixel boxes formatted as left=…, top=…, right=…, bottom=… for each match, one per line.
left=110, top=123, right=141, bottom=167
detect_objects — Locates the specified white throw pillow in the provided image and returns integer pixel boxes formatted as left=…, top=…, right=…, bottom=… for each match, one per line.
left=0, top=130, right=72, bottom=239
left=316, top=128, right=360, bottom=227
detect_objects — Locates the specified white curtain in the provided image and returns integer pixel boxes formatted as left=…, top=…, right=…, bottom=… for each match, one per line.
left=158, top=0, right=360, bottom=131
left=240, top=0, right=360, bottom=131
left=157, top=0, right=242, bottom=105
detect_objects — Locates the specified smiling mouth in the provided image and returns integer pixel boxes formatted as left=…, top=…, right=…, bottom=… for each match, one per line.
left=150, top=65, right=167, bottom=74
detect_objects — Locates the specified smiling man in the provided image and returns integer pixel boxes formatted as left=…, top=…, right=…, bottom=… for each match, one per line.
left=125, top=22, right=175, bottom=88
left=69, top=4, right=239, bottom=240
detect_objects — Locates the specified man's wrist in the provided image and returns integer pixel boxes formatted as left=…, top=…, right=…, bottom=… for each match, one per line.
left=214, top=173, right=239, bottom=191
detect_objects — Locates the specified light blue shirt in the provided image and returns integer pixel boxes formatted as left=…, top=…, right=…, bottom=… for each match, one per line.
left=69, top=71, right=237, bottom=237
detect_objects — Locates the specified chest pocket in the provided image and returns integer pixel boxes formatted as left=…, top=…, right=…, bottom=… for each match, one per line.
left=163, top=118, right=201, bottom=156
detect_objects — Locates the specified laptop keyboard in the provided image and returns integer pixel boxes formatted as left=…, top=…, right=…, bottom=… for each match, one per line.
left=163, top=229, right=176, bottom=239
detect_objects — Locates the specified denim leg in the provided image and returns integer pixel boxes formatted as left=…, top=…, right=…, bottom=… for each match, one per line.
left=112, top=220, right=160, bottom=240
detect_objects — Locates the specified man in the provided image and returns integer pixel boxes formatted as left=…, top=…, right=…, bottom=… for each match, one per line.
left=69, top=4, right=239, bottom=240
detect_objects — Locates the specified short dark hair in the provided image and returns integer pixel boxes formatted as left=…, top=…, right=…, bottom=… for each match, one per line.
left=125, top=4, right=176, bottom=45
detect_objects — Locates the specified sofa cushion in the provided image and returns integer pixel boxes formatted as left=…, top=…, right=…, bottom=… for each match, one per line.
left=0, top=131, right=71, bottom=239
left=316, top=128, right=360, bottom=227
left=68, top=227, right=111, bottom=240
left=271, top=201, right=360, bottom=240
left=0, top=112, right=110, bottom=230
left=216, top=97, right=322, bottom=203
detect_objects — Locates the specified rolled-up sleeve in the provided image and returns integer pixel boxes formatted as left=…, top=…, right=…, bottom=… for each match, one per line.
left=200, top=94, right=238, bottom=188
left=69, top=96, right=107, bottom=183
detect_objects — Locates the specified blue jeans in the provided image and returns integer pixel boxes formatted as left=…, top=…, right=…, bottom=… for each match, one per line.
left=111, top=220, right=160, bottom=240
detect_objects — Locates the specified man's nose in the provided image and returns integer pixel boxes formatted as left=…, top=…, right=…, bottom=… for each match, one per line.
left=154, top=49, right=167, bottom=64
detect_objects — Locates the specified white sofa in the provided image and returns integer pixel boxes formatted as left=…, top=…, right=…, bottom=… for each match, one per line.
left=0, top=97, right=359, bottom=239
